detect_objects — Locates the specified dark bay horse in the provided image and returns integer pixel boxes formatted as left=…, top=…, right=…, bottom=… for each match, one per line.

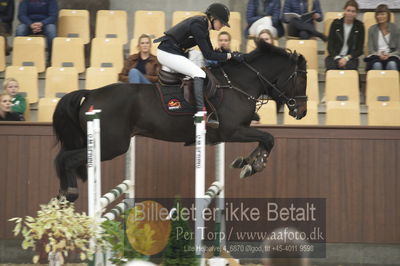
left=53, top=40, right=308, bottom=201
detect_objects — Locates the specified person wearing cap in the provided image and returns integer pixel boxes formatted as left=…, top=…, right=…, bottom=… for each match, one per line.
left=155, top=3, right=244, bottom=128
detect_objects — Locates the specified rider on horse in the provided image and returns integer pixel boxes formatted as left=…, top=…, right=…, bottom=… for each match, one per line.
left=155, top=3, right=244, bottom=127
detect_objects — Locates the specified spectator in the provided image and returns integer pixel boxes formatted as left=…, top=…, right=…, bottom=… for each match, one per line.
left=325, top=0, right=364, bottom=70
left=0, top=0, right=14, bottom=54
left=282, top=0, right=326, bottom=41
left=246, top=0, right=284, bottom=38
left=3, top=78, right=26, bottom=116
left=15, top=0, right=58, bottom=60
left=0, top=92, right=24, bottom=121
left=365, top=4, right=400, bottom=71
left=206, top=31, right=232, bottom=67
left=119, top=34, right=160, bottom=84
left=257, top=29, right=275, bottom=45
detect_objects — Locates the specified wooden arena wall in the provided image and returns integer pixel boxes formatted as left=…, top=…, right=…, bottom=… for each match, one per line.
left=0, top=123, right=399, bottom=244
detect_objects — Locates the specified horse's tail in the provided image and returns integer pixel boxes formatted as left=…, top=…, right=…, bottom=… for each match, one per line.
left=53, top=90, right=91, bottom=150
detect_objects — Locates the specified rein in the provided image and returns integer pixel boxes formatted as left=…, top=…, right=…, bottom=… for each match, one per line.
left=216, top=56, right=308, bottom=110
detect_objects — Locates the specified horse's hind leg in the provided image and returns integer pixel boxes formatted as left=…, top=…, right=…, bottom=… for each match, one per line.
left=55, top=148, right=87, bottom=202
left=227, top=127, right=274, bottom=178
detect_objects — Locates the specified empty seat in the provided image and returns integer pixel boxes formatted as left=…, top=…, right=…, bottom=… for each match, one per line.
left=5, top=66, right=39, bottom=103
left=324, top=12, right=343, bottom=36
left=284, top=101, right=318, bottom=125
left=12, top=37, right=46, bottom=72
left=366, top=70, right=399, bottom=106
left=326, top=101, right=360, bottom=125
left=210, top=12, right=242, bottom=46
left=172, top=11, right=204, bottom=26
left=325, top=70, right=359, bottom=103
left=368, top=101, right=400, bottom=126
left=86, top=67, right=118, bottom=90
left=133, top=10, right=165, bottom=39
left=129, top=38, right=159, bottom=55
left=37, top=97, right=60, bottom=122
left=286, top=40, right=318, bottom=70
left=58, top=9, right=90, bottom=44
left=0, top=36, right=4, bottom=71
left=44, top=67, right=79, bottom=98
left=90, top=38, right=124, bottom=71
left=51, top=37, right=85, bottom=73
left=257, top=100, right=277, bottom=125
left=96, top=10, right=128, bottom=44
left=306, top=69, right=319, bottom=102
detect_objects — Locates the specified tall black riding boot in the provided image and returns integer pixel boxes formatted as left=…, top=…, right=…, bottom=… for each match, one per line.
left=193, top=77, right=219, bottom=128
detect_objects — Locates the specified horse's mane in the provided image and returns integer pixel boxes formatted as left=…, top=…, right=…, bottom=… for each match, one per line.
left=245, top=40, right=306, bottom=67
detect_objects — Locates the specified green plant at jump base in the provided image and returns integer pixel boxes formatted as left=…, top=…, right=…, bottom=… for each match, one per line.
left=101, top=217, right=148, bottom=265
left=162, top=198, right=198, bottom=266
left=9, top=197, right=106, bottom=264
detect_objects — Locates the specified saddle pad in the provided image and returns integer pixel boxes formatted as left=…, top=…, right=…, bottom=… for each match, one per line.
left=156, top=84, right=196, bottom=115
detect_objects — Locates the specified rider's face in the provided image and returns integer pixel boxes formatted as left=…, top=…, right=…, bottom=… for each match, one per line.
left=213, top=19, right=224, bottom=31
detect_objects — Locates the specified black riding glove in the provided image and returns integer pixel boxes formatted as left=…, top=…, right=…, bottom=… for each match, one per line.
left=231, top=52, right=244, bottom=63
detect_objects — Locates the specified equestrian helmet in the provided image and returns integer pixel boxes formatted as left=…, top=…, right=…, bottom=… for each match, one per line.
left=205, top=3, right=230, bottom=27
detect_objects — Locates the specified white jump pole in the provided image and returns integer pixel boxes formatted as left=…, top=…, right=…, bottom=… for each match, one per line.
left=125, top=137, right=136, bottom=199
left=194, top=110, right=207, bottom=265
left=215, top=143, right=226, bottom=253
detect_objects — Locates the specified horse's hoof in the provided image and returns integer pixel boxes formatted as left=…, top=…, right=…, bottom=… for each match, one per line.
left=65, top=187, right=79, bottom=202
left=230, top=157, right=246, bottom=169
left=240, top=165, right=253, bottom=179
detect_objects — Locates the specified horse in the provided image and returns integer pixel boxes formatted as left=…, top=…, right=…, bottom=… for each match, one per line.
left=53, top=40, right=308, bottom=202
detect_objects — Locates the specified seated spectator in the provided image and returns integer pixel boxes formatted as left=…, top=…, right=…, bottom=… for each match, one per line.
left=282, top=0, right=326, bottom=41
left=365, top=4, right=400, bottom=71
left=3, top=78, right=26, bottom=117
left=206, top=31, right=232, bottom=67
left=0, top=92, right=24, bottom=121
left=0, top=0, right=14, bottom=54
left=119, top=34, right=160, bottom=84
left=15, top=0, right=58, bottom=60
left=257, top=29, right=275, bottom=45
left=246, top=0, right=284, bottom=38
left=325, top=0, right=364, bottom=70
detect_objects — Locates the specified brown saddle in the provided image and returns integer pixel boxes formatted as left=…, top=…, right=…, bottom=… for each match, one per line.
left=158, top=68, right=218, bottom=105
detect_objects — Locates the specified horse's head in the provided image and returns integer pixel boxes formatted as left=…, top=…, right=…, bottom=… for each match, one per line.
left=245, top=41, right=308, bottom=120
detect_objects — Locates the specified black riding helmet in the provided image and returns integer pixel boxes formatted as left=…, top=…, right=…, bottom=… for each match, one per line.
left=205, top=3, right=230, bottom=28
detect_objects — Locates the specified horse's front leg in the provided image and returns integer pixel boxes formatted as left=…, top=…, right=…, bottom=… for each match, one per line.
left=226, top=126, right=274, bottom=178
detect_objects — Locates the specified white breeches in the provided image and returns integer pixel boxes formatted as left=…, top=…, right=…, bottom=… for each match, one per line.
left=249, top=16, right=278, bottom=38
left=157, top=49, right=206, bottom=78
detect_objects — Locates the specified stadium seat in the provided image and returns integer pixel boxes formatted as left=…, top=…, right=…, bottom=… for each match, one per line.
left=325, top=70, right=359, bottom=103
left=172, top=11, right=204, bottom=26
left=85, top=67, right=118, bottom=90
left=366, top=70, right=399, bottom=106
left=257, top=100, right=277, bottom=125
left=286, top=39, right=318, bottom=70
left=368, top=101, right=400, bottom=126
left=44, top=67, right=79, bottom=98
left=12, top=37, right=46, bottom=72
left=37, top=97, right=60, bottom=122
left=90, top=38, right=124, bottom=71
left=129, top=38, right=159, bottom=55
left=51, top=37, right=85, bottom=73
left=210, top=12, right=242, bottom=46
left=306, top=69, right=319, bottom=102
left=133, top=10, right=165, bottom=39
left=324, top=12, right=343, bottom=36
left=284, top=101, right=318, bottom=125
left=96, top=10, right=128, bottom=44
left=326, top=101, right=360, bottom=125
left=5, top=66, right=39, bottom=103
left=0, top=36, right=5, bottom=71
left=58, top=9, right=90, bottom=44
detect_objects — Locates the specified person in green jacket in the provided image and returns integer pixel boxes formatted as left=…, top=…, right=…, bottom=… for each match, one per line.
left=3, top=78, right=26, bottom=115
